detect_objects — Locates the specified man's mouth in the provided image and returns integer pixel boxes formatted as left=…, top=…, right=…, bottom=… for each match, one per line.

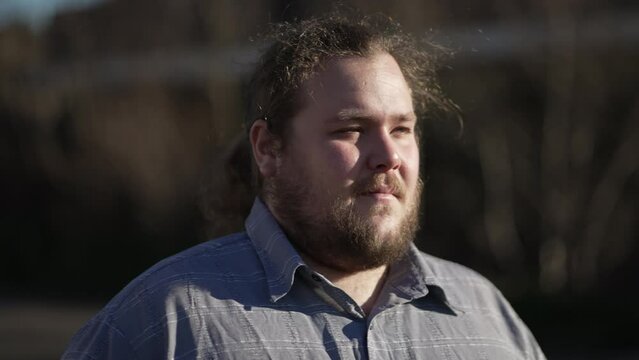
left=362, top=186, right=400, bottom=200
left=364, top=192, right=396, bottom=201
left=353, top=174, right=405, bottom=200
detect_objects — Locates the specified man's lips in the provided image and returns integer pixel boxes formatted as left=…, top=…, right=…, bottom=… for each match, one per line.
left=364, top=192, right=396, bottom=200
left=361, top=187, right=400, bottom=199
left=353, top=174, right=405, bottom=199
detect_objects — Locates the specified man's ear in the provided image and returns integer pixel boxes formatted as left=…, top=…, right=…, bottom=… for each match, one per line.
left=249, top=119, right=279, bottom=178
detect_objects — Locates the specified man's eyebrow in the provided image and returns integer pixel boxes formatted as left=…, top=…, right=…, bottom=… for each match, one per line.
left=333, top=109, right=417, bottom=123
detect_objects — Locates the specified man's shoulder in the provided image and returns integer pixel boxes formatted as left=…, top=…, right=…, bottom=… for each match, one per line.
left=136, top=232, right=253, bottom=277
left=63, top=233, right=272, bottom=359
left=104, top=232, right=262, bottom=312
left=141, top=232, right=257, bottom=280
left=414, top=250, right=508, bottom=310
left=417, top=250, right=493, bottom=285
left=411, top=250, right=546, bottom=359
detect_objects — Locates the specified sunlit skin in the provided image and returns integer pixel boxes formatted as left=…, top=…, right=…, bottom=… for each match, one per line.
left=250, top=52, right=420, bottom=313
left=288, top=53, right=419, bottom=237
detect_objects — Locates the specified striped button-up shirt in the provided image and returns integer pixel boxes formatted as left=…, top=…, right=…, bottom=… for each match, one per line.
left=63, top=198, right=546, bottom=359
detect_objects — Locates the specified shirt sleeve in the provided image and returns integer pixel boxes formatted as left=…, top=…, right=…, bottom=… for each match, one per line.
left=61, top=311, right=138, bottom=360
left=493, top=288, right=547, bottom=360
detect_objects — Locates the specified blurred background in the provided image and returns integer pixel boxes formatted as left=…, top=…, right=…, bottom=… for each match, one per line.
left=1, top=0, right=638, bottom=359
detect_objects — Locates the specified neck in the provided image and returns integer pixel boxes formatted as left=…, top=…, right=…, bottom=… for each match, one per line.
left=301, top=255, right=388, bottom=315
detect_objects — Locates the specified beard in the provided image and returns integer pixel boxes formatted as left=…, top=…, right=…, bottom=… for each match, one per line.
left=263, top=164, right=423, bottom=272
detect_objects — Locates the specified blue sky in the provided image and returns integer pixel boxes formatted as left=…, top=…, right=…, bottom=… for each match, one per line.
left=0, top=0, right=105, bottom=31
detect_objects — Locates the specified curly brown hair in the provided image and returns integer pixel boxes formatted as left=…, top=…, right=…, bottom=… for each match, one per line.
left=202, top=11, right=460, bottom=236
left=246, top=11, right=459, bottom=144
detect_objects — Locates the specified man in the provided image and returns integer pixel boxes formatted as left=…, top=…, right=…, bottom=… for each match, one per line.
left=63, top=13, right=546, bottom=359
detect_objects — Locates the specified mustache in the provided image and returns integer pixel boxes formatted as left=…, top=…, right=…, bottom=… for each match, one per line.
left=351, top=173, right=405, bottom=198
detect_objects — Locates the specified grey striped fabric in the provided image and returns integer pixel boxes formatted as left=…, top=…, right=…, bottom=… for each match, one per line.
left=62, top=198, right=546, bottom=359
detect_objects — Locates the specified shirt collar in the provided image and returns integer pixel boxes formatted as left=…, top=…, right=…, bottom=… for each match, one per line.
left=244, top=197, right=305, bottom=303
left=382, top=244, right=461, bottom=314
left=244, top=197, right=457, bottom=312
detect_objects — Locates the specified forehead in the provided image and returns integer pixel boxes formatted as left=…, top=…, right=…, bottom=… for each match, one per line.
left=297, top=53, right=414, bottom=121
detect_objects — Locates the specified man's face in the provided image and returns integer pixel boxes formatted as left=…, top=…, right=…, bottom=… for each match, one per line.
left=265, top=52, right=422, bottom=271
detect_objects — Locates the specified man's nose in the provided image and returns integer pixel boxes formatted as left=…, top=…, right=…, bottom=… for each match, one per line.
left=367, top=131, right=401, bottom=172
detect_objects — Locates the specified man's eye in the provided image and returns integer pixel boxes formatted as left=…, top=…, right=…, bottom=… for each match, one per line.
left=393, top=126, right=413, bottom=135
left=333, top=127, right=363, bottom=136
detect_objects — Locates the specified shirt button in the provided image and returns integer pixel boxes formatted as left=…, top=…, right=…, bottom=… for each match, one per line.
left=311, top=274, right=321, bottom=282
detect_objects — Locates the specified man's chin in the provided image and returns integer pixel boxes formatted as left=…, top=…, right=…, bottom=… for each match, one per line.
left=349, top=204, right=404, bottom=236
left=353, top=196, right=401, bottom=218
left=369, top=215, right=404, bottom=237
